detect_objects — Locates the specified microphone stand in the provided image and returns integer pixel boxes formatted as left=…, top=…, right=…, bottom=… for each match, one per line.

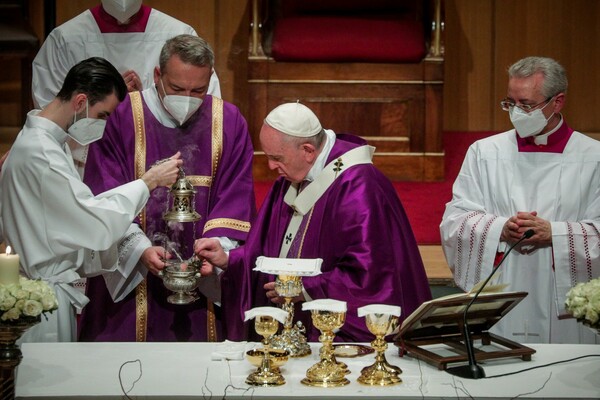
left=446, top=229, right=534, bottom=379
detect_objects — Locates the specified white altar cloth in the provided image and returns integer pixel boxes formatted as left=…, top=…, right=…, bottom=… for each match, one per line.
left=15, top=342, right=600, bottom=399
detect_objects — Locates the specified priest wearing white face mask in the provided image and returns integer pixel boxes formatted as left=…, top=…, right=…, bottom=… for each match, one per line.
left=78, top=35, right=255, bottom=342
left=31, top=0, right=222, bottom=178
left=440, top=56, right=600, bottom=344
left=0, top=57, right=183, bottom=343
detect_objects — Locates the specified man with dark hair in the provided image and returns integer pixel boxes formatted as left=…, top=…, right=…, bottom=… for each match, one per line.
left=78, top=35, right=255, bottom=342
left=0, top=57, right=183, bottom=342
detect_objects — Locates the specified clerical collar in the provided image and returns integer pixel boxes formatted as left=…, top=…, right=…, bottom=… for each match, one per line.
left=143, top=86, right=179, bottom=128
left=304, top=129, right=337, bottom=182
left=516, top=114, right=573, bottom=153
left=26, top=110, right=68, bottom=146
left=91, top=4, right=151, bottom=33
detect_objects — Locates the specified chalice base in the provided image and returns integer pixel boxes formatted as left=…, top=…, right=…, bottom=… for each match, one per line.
left=167, top=292, right=197, bottom=305
left=358, top=361, right=402, bottom=386
left=245, top=369, right=286, bottom=386
left=301, top=361, right=350, bottom=387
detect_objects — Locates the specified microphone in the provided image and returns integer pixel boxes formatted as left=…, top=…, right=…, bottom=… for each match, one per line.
left=446, top=228, right=535, bottom=379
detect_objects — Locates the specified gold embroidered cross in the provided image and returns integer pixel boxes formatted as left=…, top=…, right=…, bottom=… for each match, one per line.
left=333, top=158, right=344, bottom=178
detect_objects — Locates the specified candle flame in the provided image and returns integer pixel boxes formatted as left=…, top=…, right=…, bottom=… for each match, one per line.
left=5, top=246, right=12, bottom=255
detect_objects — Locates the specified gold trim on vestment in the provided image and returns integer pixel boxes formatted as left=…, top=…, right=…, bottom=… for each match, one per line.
left=203, top=218, right=251, bottom=235
left=187, top=175, right=212, bottom=187
left=131, top=91, right=148, bottom=342
left=206, top=97, right=224, bottom=342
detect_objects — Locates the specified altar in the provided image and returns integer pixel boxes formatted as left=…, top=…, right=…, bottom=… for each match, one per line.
left=15, top=342, right=600, bottom=399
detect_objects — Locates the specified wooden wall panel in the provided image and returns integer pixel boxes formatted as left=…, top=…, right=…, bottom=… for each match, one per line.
left=444, top=0, right=600, bottom=133
left=6, top=0, right=600, bottom=136
left=443, top=0, right=494, bottom=131
left=492, top=0, right=600, bottom=133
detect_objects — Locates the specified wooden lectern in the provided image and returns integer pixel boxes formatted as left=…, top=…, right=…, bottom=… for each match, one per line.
left=394, top=291, right=536, bottom=370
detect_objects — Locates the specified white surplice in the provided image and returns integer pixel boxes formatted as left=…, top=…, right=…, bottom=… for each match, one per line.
left=440, top=126, right=600, bottom=344
left=0, top=111, right=151, bottom=342
left=32, top=8, right=221, bottom=109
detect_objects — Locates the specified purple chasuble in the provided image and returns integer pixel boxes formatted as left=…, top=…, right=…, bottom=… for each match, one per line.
left=222, top=134, right=431, bottom=342
left=78, top=94, right=255, bottom=342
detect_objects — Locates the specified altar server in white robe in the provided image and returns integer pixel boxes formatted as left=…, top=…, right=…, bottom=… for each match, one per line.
left=32, top=0, right=220, bottom=177
left=440, top=56, right=600, bottom=344
left=0, top=57, right=182, bottom=342
left=33, top=0, right=221, bottom=108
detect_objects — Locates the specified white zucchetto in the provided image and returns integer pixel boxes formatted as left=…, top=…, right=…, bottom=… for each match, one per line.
left=264, top=102, right=322, bottom=137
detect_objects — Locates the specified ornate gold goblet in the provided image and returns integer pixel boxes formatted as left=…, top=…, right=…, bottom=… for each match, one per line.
left=246, top=315, right=287, bottom=386
left=270, top=274, right=311, bottom=357
left=301, top=307, right=349, bottom=387
left=357, top=311, right=402, bottom=386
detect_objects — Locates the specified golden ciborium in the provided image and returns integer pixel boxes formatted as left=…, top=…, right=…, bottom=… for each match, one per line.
left=244, top=307, right=289, bottom=386
left=301, top=299, right=350, bottom=387
left=253, top=257, right=323, bottom=358
left=357, top=304, right=402, bottom=386
left=270, top=274, right=311, bottom=357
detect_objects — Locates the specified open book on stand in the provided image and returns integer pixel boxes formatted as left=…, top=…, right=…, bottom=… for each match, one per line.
left=393, top=285, right=536, bottom=370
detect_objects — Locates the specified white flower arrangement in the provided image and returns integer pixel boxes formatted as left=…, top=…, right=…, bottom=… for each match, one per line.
left=565, top=277, right=600, bottom=330
left=0, top=276, right=58, bottom=323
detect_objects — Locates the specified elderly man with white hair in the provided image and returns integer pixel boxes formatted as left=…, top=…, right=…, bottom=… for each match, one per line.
left=196, top=102, right=431, bottom=342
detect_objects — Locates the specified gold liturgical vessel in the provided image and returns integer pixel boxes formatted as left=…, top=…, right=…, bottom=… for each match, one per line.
left=270, top=274, right=312, bottom=357
left=158, top=167, right=203, bottom=304
left=252, top=257, right=322, bottom=358
left=301, top=299, right=350, bottom=387
left=357, top=304, right=402, bottom=386
left=244, top=307, right=289, bottom=387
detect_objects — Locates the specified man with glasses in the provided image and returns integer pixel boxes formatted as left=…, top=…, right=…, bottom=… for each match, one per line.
left=440, top=56, right=600, bottom=344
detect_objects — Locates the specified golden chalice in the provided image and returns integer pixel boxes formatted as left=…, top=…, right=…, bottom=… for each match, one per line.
left=245, top=311, right=288, bottom=386
left=301, top=300, right=349, bottom=387
left=357, top=305, right=402, bottom=386
left=270, top=274, right=311, bottom=357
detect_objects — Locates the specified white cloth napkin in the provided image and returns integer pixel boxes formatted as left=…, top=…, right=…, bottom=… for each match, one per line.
left=254, top=256, right=323, bottom=276
left=357, top=304, right=401, bottom=317
left=210, top=340, right=248, bottom=361
left=302, top=299, right=347, bottom=313
left=244, top=306, right=288, bottom=324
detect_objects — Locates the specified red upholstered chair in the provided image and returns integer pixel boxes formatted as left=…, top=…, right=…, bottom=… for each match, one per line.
left=249, top=0, right=445, bottom=181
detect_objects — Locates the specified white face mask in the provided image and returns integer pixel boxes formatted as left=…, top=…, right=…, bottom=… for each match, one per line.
left=67, top=101, right=107, bottom=146
left=509, top=99, right=554, bottom=138
left=159, top=79, right=203, bottom=125
left=101, top=0, right=142, bottom=24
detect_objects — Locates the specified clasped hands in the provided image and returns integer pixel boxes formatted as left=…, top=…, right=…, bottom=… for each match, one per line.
left=501, top=211, right=552, bottom=254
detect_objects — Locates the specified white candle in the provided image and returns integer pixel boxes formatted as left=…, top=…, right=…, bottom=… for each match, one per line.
left=0, top=246, right=20, bottom=285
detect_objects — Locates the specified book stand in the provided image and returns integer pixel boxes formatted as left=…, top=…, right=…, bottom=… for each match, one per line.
left=394, top=291, right=536, bottom=370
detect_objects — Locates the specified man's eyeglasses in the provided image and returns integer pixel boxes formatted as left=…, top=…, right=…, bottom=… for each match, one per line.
left=500, top=97, right=553, bottom=112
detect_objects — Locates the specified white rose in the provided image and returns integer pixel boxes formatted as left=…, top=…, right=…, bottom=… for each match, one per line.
left=41, top=293, right=58, bottom=311
left=23, top=300, right=43, bottom=317
left=0, top=293, right=16, bottom=311
left=9, top=287, right=29, bottom=300
left=1, top=307, right=21, bottom=321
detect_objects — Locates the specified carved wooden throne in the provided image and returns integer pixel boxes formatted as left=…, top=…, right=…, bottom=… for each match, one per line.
left=248, top=0, right=445, bottom=181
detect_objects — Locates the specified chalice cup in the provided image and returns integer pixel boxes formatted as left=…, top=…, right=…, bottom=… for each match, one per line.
left=301, top=308, right=349, bottom=387
left=270, top=274, right=311, bottom=357
left=246, top=315, right=286, bottom=386
left=357, top=311, right=402, bottom=386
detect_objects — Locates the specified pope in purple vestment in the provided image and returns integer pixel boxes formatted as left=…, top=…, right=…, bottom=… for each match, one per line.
left=78, top=91, right=255, bottom=341
left=201, top=103, right=431, bottom=342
